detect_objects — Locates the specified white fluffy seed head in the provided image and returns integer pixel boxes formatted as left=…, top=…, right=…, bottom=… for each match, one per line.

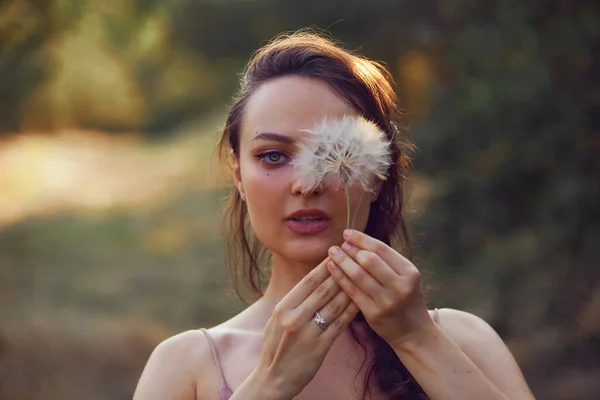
left=292, top=115, right=392, bottom=194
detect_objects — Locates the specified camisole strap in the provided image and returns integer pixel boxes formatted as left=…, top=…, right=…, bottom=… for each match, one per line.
left=200, top=328, right=229, bottom=391
left=433, top=308, right=441, bottom=325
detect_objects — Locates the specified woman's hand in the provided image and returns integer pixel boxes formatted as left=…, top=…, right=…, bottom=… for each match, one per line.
left=242, top=258, right=359, bottom=400
left=326, top=229, right=433, bottom=350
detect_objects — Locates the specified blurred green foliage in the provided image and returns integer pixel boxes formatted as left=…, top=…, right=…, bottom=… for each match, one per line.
left=0, top=0, right=599, bottom=399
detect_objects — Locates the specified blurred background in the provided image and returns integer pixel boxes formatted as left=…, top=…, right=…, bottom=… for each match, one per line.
left=0, top=0, right=598, bottom=399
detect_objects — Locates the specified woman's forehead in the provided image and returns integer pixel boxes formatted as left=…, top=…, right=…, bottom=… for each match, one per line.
left=240, top=76, right=357, bottom=144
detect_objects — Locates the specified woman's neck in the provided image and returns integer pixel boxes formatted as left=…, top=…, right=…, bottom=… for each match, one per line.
left=261, top=253, right=325, bottom=308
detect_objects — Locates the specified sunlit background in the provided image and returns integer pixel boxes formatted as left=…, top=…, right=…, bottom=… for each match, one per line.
left=0, top=1, right=599, bottom=399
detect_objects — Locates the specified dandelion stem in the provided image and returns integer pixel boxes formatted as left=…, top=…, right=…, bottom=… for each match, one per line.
left=345, top=182, right=351, bottom=228
left=350, top=190, right=365, bottom=229
left=340, top=167, right=353, bottom=228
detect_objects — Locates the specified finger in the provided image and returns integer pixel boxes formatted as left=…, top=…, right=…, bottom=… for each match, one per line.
left=343, top=229, right=414, bottom=275
left=326, top=259, right=374, bottom=311
left=328, top=246, right=382, bottom=299
left=278, top=257, right=331, bottom=309
left=320, top=300, right=360, bottom=344
left=310, top=289, right=352, bottom=334
left=297, top=275, right=342, bottom=321
left=340, top=241, right=398, bottom=287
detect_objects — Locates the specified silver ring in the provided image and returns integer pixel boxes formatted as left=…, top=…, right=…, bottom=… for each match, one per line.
left=314, top=311, right=327, bottom=330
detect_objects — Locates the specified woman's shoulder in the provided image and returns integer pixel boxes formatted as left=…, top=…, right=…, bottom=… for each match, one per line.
left=432, top=308, right=498, bottom=345
left=153, top=303, right=262, bottom=357
left=136, top=326, right=257, bottom=399
left=156, top=329, right=214, bottom=360
left=146, top=329, right=214, bottom=367
left=140, top=329, right=212, bottom=376
left=430, top=310, right=533, bottom=398
left=431, top=308, right=518, bottom=367
left=134, top=329, right=218, bottom=399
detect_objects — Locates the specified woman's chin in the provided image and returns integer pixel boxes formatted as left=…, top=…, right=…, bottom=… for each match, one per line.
left=278, top=241, right=334, bottom=265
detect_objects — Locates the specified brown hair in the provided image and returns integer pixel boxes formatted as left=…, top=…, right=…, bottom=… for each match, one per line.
left=216, top=30, right=426, bottom=399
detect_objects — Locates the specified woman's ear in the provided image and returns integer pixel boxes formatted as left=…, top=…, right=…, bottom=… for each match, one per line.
left=231, top=149, right=246, bottom=201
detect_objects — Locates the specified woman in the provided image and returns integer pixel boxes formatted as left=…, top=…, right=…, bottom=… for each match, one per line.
left=133, top=31, right=535, bottom=400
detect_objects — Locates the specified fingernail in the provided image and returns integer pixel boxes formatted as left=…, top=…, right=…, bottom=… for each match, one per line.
left=327, top=261, right=337, bottom=271
left=329, top=246, right=339, bottom=255
left=344, top=229, right=353, bottom=237
left=341, top=242, right=352, bottom=251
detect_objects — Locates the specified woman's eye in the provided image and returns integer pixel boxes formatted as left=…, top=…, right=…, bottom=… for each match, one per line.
left=258, top=151, right=288, bottom=165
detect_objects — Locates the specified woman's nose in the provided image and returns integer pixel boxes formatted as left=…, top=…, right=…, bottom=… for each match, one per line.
left=291, top=178, right=324, bottom=197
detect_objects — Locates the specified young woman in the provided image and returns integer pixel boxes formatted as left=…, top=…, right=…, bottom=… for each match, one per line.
left=133, top=31, right=535, bottom=400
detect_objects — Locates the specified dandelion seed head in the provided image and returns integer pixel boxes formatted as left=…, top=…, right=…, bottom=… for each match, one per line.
left=292, top=115, right=392, bottom=194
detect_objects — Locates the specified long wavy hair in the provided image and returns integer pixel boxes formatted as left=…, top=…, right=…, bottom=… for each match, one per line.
left=216, top=30, right=427, bottom=399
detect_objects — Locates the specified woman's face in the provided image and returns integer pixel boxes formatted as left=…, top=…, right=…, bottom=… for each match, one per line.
left=233, top=76, right=377, bottom=265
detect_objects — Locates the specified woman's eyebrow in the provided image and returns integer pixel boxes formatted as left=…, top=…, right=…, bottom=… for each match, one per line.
left=252, top=132, right=295, bottom=144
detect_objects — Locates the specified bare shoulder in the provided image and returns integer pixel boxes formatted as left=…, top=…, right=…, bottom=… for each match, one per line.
left=133, top=329, right=220, bottom=400
left=433, top=308, right=536, bottom=399
left=433, top=308, right=514, bottom=359
left=433, top=308, right=500, bottom=348
left=156, top=329, right=211, bottom=359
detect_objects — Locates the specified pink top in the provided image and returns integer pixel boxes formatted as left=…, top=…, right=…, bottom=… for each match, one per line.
left=201, top=308, right=441, bottom=400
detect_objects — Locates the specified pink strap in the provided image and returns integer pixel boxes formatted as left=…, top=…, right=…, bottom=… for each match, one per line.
left=200, top=329, right=228, bottom=389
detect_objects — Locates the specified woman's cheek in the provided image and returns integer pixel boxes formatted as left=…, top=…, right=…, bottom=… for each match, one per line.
left=243, top=166, right=290, bottom=227
left=243, top=167, right=291, bottom=248
left=245, top=165, right=288, bottom=196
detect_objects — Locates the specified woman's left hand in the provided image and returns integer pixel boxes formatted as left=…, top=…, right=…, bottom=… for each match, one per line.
left=327, top=229, right=435, bottom=349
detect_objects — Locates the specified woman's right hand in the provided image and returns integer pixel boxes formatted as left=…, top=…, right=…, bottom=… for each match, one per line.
left=236, top=257, right=359, bottom=400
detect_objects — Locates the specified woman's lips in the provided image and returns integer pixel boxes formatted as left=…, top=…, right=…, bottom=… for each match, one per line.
left=284, top=218, right=331, bottom=234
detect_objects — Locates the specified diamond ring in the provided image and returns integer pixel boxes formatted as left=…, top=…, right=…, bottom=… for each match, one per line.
left=314, top=311, right=327, bottom=330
